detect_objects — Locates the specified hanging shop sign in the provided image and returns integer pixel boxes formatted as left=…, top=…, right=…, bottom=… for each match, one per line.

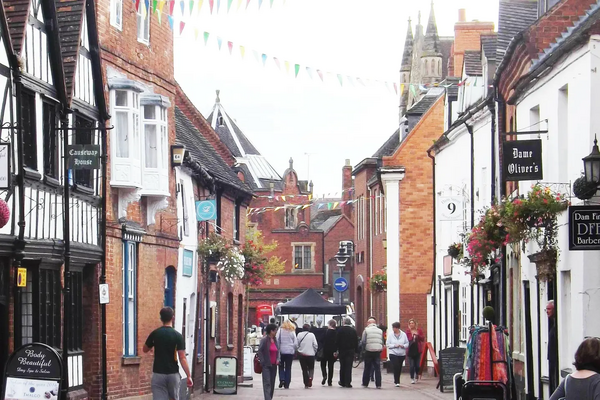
left=438, top=196, right=463, bottom=221
left=502, top=139, right=543, bottom=181
left=182, top=249, right=194, bottom=277
left=67, top=145, right=100, bottom=169
left=568, top=205, right=600, bottom=250
left=0, top=143, right=10, bottom=189
left=196, top=200, right=217, bottom=221
left=16, top=268, right=26, bottom=287
left=2, top=343, right=63, bottom=400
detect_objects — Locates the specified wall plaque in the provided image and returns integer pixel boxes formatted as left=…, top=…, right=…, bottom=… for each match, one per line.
left=502, top=139, right=543, bottom=181
left=67, top=145, right=100, bottom=169
left=569, top=205, right=600, bottom=250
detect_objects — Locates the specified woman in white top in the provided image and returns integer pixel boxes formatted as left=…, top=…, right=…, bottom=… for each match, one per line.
left=275, top=320, right=298, bottom=389
left=386, top=321, right=409, bottom=387
left=296, top=324, right=319, bottom=389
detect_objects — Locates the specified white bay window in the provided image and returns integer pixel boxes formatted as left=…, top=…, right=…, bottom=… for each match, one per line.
left=110, top=88, right=141, bottom=188
left=141, top=96, right=169, bottom=196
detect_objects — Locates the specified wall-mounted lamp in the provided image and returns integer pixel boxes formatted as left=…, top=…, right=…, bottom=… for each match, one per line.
left=171, top=145, right=186, bottom=167
left=382, top=239, right=387, bottom=249
left=573, top=136, right=600, bottom=200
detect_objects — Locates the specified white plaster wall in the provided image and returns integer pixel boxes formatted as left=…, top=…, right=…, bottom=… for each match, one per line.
left=514, top=36, right=600, bottom=387
left=174, top=167, right=199, bottom=376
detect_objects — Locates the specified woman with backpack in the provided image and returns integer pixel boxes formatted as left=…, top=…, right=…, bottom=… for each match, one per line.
left=406, top=318, right=424, bottom=384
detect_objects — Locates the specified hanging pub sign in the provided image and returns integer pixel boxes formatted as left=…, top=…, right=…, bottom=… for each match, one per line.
left=502, top=139, right=543, bottom=181
left=196, top=200, right=217, bottom=221
left=438, top=196, right=463, bottom=221
left=67, top=145, right=100, bottom=169
left=2, top=343, right=63, bottom=400
left=568, top=205, right=600, bottom=250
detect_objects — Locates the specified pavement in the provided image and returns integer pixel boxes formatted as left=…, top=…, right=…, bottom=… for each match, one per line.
left=198, top=360, right=455, bottom=400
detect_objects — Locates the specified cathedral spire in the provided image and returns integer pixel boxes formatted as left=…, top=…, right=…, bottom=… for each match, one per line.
left=400, top=18, right=413, bottom=73
left=423, top=1, right=440, bottom=56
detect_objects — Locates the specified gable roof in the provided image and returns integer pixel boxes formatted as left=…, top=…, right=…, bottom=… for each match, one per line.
left=175, top=107, right=253, bottom=197
left=464, top=50, right=483, bottom=76
left=497, top=0, right=539, bottom=62
left=3, top=0, right=29, bottom=55
left=0, top=1, right=16, bottom=67
left=55, top=0, right=86, bottom=105
left=481, top=33, right=498, bottom=62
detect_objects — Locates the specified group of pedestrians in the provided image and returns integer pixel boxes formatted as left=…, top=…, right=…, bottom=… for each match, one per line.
left=255, top=316, right=425, bottom=400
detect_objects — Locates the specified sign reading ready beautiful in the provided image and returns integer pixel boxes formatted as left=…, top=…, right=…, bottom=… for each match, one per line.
left=569, top=206, right=600, bottom=250
left=502, top=139, right=543, bottom=181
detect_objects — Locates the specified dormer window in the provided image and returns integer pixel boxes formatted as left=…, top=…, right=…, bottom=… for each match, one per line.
left=285, top=207, right=298, bottom=229
left=217, top=115, right=224, bottom=127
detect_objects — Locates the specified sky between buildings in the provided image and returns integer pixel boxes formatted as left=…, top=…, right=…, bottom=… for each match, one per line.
left=174, top=0, right=499, bottom=196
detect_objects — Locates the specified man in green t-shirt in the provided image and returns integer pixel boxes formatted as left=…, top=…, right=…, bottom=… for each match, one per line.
left=143, top=307, right=193, bottom=400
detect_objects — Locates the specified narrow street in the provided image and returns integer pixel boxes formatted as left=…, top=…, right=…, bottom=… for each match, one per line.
left=200, top=361, right=453, bottom=400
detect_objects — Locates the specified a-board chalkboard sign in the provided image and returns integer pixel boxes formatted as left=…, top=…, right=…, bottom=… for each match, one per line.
left=213, top=356, right=238, bottom=395
left=438, top=347, right=466, bottom=393
left=2, top=343, right=63, bottom=400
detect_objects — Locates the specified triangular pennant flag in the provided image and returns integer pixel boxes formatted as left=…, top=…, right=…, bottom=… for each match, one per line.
left=169, top=0, right=175, bottom=14
left=318, top=203, right=324, bottom=209
left=333, top=202, right=339, bottom=209
left=227, top=0, right=233, bottom=11
left=337, top=74, right=343, bottom=86
left=194, top=28, right=199, bottom=40
left=179, top=0, right=184, bottom=15
left=294, top=64, right=300, bottom=77
left=252, top=50, right=260, bottom=62
left=302, top=204, right=310, bottom=209
left=346, top=76, right=354, bottom=86
left=308, top=194, right=312, bottom=201
left=217, top=0, right=221, bottom=13
left=281, top=196, right=286, bottom=201
left=393, top=83, right=398, bottom=94
left=246, top=0, right=251, bottom=8
left=237, top=0, right=243, bottom=9
left=135, top=0, right=141, bottom=12
left=274, top=207, right=282, bottom=211
left=400, top=83, right=404, bottom=95
left=157, top=0, right=165, bottom=22
left=270, top=0, right=274, bottom=7
left=168, top=15, right=174, bottom=28
left=317, top=69, right=323, bottom=81
left=142, top=0, right=148, bottom=18
left=285, top=61, right=290, bottom=73
left=261, top=54, right=267, bottom=66
left=188, top=0, right=194, bottom=14
left=258, top=0, right=263, bottom=8
left=179, top=21, right=185, bottom=35
left=240, top=45, right=245, bottom=58
left=273, top=57, right=281, bottom=70
left=327, top=203, right=332, bottom=210
left=197, top=0, right=204, bottom=13
left=209, top=0, right=214, bottom=13
left=217, top=37, right=223, bottom=50
left=227, top=41, right=233, bottom=54
left=296, top=205, right=302, bottom=210
left=152, top=0, right=157, bottom=13
left=203, top=31, right=209, bottom=44
left=306, top=67, right=313, bottom=79
left=357, top=77, right=365, bottom=86
left=410, top=83, right=417, bottom=96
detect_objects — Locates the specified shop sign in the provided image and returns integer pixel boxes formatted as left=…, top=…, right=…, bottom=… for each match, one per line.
left=67, top=145, right=100, bottom=170
left=2, top=343, right=63, bottom=400
left=502, top=139, right=543, bottom=181
left=182, top=250, right=194, bottom=277
left=569, top=205, right=600, bottom=250
left=213, top=357, right=237, bottom=394
left=438, top=196, right=463, bottom=221
left=195, top=200, right=216, bottom=221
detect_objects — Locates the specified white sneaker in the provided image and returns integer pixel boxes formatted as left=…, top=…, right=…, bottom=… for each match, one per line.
left=411, top=379, right=415, bottom=384
left=395, top=383, right=400, bottom=387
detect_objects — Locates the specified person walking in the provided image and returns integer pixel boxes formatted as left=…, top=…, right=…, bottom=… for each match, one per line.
left=387, top=322, right=409, bottom=387
left=296, top=324, right=319, bottom=388
left=320, top=319, right=338, bottom=386
left=550, top=337, right=600, bottom=400
left=406, top=318, right=424, bottom=384
left=336, top=317, right=358, bottom=388
left=275, top=320, right=297, bottom=389
left=257, top=324, right=279, bottom=400
left=361, top=317, right=384, bottom=389
left=143, top=307, right=193, bottom=400
left=547, top=300, right=559, bottom=393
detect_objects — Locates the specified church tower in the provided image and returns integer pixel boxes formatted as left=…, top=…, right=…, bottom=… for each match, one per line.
left=408, top=11, right=424, bottom=109
left=399, top=18, right=413, bottom=119
left=421, top=1, right=442, bottom=85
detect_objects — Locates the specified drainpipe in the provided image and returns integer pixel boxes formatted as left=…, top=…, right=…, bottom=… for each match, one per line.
left=465, top=121, right=475, bottom=327
left=427, top=149, right=437, bottom=352
left=100, top=122, right=108, bottom=400
left=13, top=66, right=25, bottom=286
left=368, top=187, right=374, bottom=317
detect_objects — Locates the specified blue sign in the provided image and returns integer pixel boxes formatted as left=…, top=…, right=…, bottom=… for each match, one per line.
left=334, top=277, right=349, bottom=292
left=196, top=200, right=217, bottom=221
left=182, top=249, right=194, bottom=277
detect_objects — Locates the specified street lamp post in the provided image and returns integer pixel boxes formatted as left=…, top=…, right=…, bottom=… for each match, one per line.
left=583, top=136, right=600, bottom=185
left=333, top=241, right=353, bottom=305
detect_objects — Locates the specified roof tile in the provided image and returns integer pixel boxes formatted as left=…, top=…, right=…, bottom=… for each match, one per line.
left=3, top=0, right=30, bottom=55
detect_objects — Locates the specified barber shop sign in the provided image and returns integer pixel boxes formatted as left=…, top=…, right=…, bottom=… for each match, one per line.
left=569, top=206, right=600, bottom=250
left=502, top=139, right=543, bottom=181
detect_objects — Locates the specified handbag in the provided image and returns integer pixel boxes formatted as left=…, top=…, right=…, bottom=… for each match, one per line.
left=296, top=332, right=308, bottom=357
left=254, top=353, right=262, bottom=374
left=316, top=348, right=324, bottom=361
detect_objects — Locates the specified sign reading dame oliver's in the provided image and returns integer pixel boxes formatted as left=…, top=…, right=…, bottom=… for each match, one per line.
left=569, top=206, right=600, bottom=250
left=502, top=139, right=543, bottom=181
left=67, top=144, right=100, bottom=169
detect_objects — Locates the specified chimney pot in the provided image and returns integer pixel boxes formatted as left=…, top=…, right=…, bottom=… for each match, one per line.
left=458, top=9, right=466, bottom=22
left=345, top=159, right=351, bottom=167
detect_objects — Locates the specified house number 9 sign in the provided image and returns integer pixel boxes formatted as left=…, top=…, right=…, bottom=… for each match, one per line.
left=439, top=196, right=463, bottom=221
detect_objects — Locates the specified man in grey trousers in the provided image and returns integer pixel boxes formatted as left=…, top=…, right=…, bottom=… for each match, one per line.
left=143, top=307, right=193, bottom=400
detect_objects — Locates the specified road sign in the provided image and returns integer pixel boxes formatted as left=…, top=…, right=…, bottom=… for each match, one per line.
left=334, top=277, right=348, bottom=292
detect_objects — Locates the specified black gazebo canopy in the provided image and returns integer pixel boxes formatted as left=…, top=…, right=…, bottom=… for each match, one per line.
left=278, top=288, right=347, bottom=315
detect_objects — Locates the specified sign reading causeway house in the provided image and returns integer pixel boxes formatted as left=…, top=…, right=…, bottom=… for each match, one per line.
left=67, top=145, right=100, bottom=169
left=569, top=206, right=600, bottom=250
left=502, top=139, right=543, bottom=181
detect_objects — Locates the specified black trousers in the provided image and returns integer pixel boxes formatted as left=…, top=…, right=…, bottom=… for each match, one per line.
left=298, top=355, right=315, bottom=387
left=320, top=355, right=336, bottom=384
left=338, top=350, right=354, bottom=387
left=389, top=354, right=406, bottom=384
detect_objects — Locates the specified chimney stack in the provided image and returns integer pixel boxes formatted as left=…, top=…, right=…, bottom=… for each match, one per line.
left=458, top=9, right=466, bottom=22
left=342, top=160, right=353, bottom=220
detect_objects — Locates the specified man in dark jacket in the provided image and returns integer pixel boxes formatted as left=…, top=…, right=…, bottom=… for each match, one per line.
left=336, top=318, right=358, bottom=388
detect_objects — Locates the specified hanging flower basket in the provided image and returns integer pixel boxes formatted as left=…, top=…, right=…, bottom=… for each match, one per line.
left=198, top=233, right=229, bottom=261
left=528, top=248, right=557, bottom=282
left=217, top=248, right=245, bottom=284
left=369, top=269, right=387, bottom=292
left=447, top=242, right=463, bottom=260
left=0, top=199, right=10, bottom=229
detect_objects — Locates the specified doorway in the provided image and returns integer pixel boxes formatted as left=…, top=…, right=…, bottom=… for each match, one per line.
left=524, top=282, right=535, bottom=400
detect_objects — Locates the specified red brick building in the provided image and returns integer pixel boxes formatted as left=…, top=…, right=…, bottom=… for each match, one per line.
left=205, top=98, right=354, bottom=324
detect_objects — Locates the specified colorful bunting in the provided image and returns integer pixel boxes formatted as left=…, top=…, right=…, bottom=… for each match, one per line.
left=217, top=36, right=223, bottom=50
left=294, top=64, right=300, bottom=78
left=153, top=0, right=157, bottom=13
left=179, top=0, right=184, bottom=16
left=237, top=0, right=243, bottom=10
left=227, top=41, right=233, bottom=54
left=258, top=0, right=263, bottom=8
left=261, top=54, right=267, bottom=66
left=273, top=57, right=281, bottom=70
left=337, top=74, right=343, bottom=86
left=197, top=0, right=204, bottom=13
left=285, top=61, right=290, bottom=74
left=227, top=0, right=233, bottom=12
left=168, top=14, right=174, bottom=28
left=270, top=0, right=274, bottom=7
left=209, top=0, right=214, bottom=13
left=180, top=21, right=186, bottom=34
left=246, top=0, right=251, bottom=8
left=240, top=45, right=246, bottom=58
left=217, top=0, right=221, bottom=13
left=306, top=67, right=313, bottom=79
left=157, top=0, right=165, bottom=22
left=203, top=31, right=210, bottom=44
left=317, top=69, right=323, bottom=81
left=169, top=0, right=175, bottom=14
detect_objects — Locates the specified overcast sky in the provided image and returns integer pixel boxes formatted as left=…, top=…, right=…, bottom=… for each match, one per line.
left=174, top=0, right=499, bottom=196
